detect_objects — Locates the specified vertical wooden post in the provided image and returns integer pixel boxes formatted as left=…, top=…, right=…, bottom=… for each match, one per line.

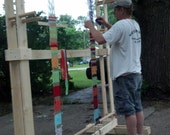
left=103, top=0, right=115, bottom=113
left=4, top=0, right=35, bottom=135
left=95, top=0, right=108, bottom=116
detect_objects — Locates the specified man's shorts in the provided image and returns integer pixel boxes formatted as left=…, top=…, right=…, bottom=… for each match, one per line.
left=112, top=73, right=143, bottom=116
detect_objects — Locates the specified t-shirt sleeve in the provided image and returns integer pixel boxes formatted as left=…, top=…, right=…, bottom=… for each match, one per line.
left=103, top=22, right=122, bottom=45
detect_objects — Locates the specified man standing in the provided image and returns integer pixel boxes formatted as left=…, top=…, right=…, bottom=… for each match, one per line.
left=84, top=0, right=144, bottom=135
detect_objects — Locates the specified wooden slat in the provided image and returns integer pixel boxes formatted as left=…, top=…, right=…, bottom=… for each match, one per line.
left=5, top=0, right=25, bottom=135
left=95, top=0, right=108, bottom=116
left=109, top=125, right=151, bottom=135
left=38, top=21, right=67, bottom=28
left=74, top=112, right=116, bottom=135
left=8, top=11, right=36, bottom=20
left=15, top=0, right=35, bottom=134
left=96, top=0, right=115, bottom=5
left=5, top=49, right=108, bottom=61
left=89, top=118, right=118, bottom=135
left=19, top=11, right=36, bottom=18
left=22, top=17, right=42, bottom=23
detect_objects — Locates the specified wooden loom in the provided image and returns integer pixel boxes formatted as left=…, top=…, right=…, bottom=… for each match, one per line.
left=74, top=0, right=151, bottom=135
left=4, top=0, right=151, bottom=135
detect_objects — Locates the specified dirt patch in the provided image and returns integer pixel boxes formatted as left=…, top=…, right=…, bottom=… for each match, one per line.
left=1, top=98, right=170, bottom=135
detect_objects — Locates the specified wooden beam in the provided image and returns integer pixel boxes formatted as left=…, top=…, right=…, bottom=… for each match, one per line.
left=88, top=118, right=118, bottom=135
left=109, top=125, right=151, bottom=135
left=38, top=21, right=67, bottom=28
left=19, top=11, right=36, bottom=18
left=22, top=17, right=42, bottom=23
left=8, top=11, right=36, bottom=20
left=5, top=49, right=108, bottom=61
left=5, top=0, right=35, bottom=135
left=74, top=112, right=117, bottom=135
left=96, top=0, right=115, bottom=6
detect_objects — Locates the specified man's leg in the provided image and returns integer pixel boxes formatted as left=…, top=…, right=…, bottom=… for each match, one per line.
left=125, top=114, right=137, bottom=135
left=136, top=111, right=144, bottom=135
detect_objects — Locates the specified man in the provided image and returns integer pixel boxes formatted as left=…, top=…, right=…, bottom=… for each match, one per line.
left=84, top=0, right=144, bottom=135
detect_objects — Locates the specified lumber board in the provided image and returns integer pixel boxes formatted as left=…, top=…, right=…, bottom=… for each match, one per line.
left=5, top=48, right=32, bottom=61
left=87, top=118, right=118, bottom=135
left=5, top=49, right=108, bottom=61
left=22, top=17, right=42, bottom=23
left=96, top=0, right=115, bottom=5
left=8, top=11, right=37, bottom=20
left=15, top=0, right=35, bottom=134
left=74, top=113, right=117, bottom=135
left=19, top=11, right=36, bottom=18
left=108, top=125, right=151, bottom=135
left=87, top=125, right=151, bottom=135
left=38, top=21, right=67, bottom=28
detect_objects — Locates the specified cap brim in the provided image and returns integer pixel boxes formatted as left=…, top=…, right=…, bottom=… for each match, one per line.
left=109, top=2, right=117, bottom=8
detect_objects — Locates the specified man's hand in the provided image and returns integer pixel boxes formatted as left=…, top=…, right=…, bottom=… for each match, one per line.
left=96, top=17, right=106, bottom=25
left=84, top=20, right=94, bottom=29
left=96, top=16, right=112, bottom=29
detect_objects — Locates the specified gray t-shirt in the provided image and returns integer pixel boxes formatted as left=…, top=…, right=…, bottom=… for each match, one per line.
left=103, top=19, right=141, bottom=79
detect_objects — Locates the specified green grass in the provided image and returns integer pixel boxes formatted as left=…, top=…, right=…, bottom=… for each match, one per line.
left=69, top=70, right=93, bottom=90
left=68, top=64, right=88, bottom=69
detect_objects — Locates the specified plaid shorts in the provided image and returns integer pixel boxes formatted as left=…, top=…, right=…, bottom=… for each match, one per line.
left=113, top=73, right=143, bottom=116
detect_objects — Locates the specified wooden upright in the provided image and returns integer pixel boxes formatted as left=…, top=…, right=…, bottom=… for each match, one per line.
left=5, top=0, right=35, bottom=135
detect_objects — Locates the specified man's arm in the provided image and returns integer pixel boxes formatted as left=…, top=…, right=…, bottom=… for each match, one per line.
left=85, top=20, right=106, bottom=45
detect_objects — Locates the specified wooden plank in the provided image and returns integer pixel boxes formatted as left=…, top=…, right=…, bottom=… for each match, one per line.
left=22, top=17, right=42, bottom=23
left=67, top=49, right=90, bottom=58
left=38, top=21, right=67, bottom=28
left=5, top=49, right=108, bottom=61
left=5, top=0, right=25, bottom=135
left=16, top=0, right=35, bottom=134
left=96, top=0, right=115, bottom=5
left=15, top=0, right=35, bottom=134
left=5, top=48, right=32, bottom=61
left=95, top=0, right=108, bottom=116
left=99, top=56, right=108, bottom=115
left=103, top=0, right=115, bottom=113
left=109, top=125, right=151, bottom=135
left=87, top=124, right=151, bottom=135
left=97, top=48, right=108, bottom=56
left=74, top=112, right=116, bottom=135
left=8, top=11, right=36, bottom=20
left=19, top=11, right=36, bottom=18
left=91, top=118, right=118, bottom=135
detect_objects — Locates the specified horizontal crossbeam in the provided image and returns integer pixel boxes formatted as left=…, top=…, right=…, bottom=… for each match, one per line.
left=5, top=49, right=108, bottom=61
left=96, top=0, right=115, bottom=6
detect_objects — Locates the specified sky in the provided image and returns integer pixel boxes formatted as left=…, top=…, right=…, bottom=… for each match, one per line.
left=0, top=0, right=89, bottom=19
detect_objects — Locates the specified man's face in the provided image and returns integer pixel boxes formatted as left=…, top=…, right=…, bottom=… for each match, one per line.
left=114, top=7, right=123, bottom=21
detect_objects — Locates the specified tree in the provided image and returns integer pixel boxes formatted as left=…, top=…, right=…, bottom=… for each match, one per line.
left=133, top=0, right=170, bottom=98
left=0, top=15, right=11, bottom=102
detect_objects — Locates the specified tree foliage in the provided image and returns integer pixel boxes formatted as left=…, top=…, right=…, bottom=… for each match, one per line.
left=0, top=12, right=88, bottom=101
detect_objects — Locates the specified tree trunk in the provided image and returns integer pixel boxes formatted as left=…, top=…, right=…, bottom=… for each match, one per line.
left=134, top=0, right=170, bottom=98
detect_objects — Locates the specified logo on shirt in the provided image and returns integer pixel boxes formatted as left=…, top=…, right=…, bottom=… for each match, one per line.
left=129, top=29, right=141, bottom=43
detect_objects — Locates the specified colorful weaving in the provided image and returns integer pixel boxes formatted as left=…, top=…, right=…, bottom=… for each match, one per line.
left=87, top=0, right=100, bottom=123
left=48, top=0, right=62, bottom=134
left=60, top=49, right=69, bottom=95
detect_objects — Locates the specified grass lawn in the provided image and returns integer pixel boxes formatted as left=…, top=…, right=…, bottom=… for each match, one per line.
left=68, top=64, right=100, bottom=90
